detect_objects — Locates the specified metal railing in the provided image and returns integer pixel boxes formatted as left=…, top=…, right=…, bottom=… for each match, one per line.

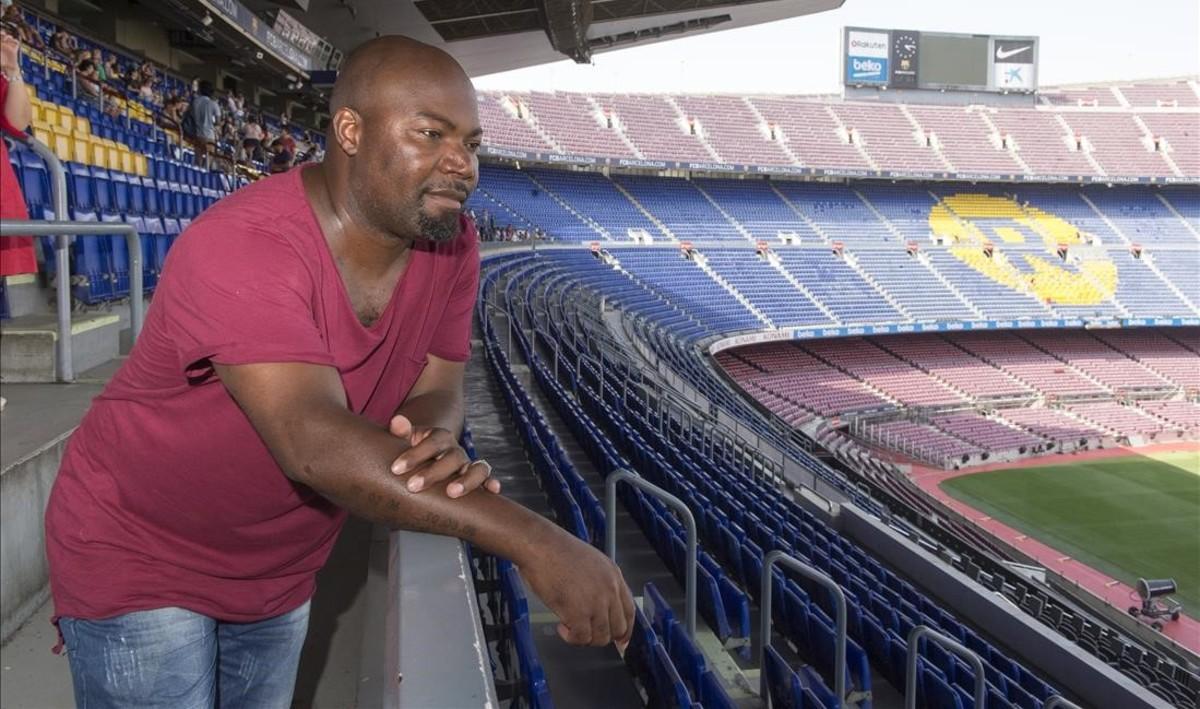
left=1, top=134, right=143, bottom=381
left=759, top=550, right=849, bottom=708
left=604, top=468, right=697, bottom=639
left=905, top=626, right=985, bottom=709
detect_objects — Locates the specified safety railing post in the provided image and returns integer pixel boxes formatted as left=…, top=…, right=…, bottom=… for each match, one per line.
left=19, top=135, right=74, bottom=381
left=760, top=550, right=848, bottom=708
left=604, top=468, right=696, bottom=639
left=905, top=626, right=985, bottom=709
left=0, top=220, right=145, bottom=374
left=1043, top=696, right=1084, bottom=709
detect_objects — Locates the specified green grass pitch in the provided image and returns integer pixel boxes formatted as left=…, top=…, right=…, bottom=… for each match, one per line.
left=940, top=452, right=1200, bottom=611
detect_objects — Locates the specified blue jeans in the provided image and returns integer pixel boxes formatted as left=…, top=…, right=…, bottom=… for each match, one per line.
left=59, top=601, right=309, bottom=708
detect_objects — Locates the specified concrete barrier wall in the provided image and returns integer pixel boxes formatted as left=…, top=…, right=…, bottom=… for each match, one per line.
left=1, top=432, right=69, bottom=644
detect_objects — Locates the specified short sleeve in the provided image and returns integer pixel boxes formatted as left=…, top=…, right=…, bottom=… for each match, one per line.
left=160, top=216, right=336, bottom=378
left=426, top=225, right=480, bottom=363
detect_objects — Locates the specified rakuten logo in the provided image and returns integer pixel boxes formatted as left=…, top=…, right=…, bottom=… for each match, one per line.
left=850, top=38, right=885, bottom=52
left=847, top=31, right=888, bottom=58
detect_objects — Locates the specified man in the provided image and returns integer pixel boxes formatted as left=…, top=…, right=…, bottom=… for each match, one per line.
left=183, top=79, right=220, bottom=163
left=46, top=35, right=635, bottom=707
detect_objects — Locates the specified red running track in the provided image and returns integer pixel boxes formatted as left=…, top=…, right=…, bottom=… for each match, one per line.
left=909, top=441, right=1200, bottom=653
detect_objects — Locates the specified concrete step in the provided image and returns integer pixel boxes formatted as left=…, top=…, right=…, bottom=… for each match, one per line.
left=0, top=359, right=117, bottom=647
left=1, top=312, right=121, bottom=382
left=1, top=275, right=54, bottom=320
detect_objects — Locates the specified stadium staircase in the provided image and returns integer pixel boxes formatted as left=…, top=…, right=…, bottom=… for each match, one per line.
left=824, top=105, right=879, bottom=172
left=612, top=180, right=678, bottom=242
left=761, top=249, right=842, bottom=324
left=690, top=251, right=776, bottom=329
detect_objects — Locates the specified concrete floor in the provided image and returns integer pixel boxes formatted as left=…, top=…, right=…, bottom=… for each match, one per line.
left=0, top=358, right=123, bottom=470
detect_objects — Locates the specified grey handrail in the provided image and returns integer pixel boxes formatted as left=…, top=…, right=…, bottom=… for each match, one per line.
left=0, top=219, right=144, bottom=380
left=760, top=551, right=848, bottom=708
left=1044, top=696, right=1084, bottom=709
left=5, top=134, right=72, bottom=380
left=604, top=468, right=697, bottom=639
left=905, top=626, right=985, bottom=709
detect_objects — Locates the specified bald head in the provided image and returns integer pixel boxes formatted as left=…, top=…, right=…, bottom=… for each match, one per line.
left=330, top=36, right=471, bottom=117
left=320, top=35, right=482, bottom=244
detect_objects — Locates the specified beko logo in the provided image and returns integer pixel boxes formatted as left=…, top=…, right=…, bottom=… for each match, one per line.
left=851, top=58, right=883, bottom=77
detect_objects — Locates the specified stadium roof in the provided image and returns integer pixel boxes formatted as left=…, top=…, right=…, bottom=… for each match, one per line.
left=291, top=0, right=845, bottom=76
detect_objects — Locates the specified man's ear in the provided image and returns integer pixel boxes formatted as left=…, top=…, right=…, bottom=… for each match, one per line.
left=332, top=107, right=361, bottom=157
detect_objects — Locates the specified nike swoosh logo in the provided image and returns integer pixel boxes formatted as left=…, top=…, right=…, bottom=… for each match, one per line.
left=996, top=46, right=1031, bottom=60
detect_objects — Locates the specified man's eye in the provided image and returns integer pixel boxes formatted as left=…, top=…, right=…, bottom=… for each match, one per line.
left=420, top=129, right=441, bottom=139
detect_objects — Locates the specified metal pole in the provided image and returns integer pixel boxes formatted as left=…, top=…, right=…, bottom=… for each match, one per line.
left=604, top=468, right=697, bottom=639
left=760, top=550, right=847, bottom=708
left=1043, top=696, right=1083, bottom=709
left=20, top=136, right=74, bottom=381
left=0, top=220, right=145, bottom=348
left=905, top=626, right=985, bottom=709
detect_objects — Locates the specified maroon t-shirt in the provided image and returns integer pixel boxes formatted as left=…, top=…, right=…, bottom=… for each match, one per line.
left=45, top=166, right=479, bottom=623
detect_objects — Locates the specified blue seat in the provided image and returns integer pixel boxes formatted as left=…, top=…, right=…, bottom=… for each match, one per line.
left=109, top=171, right=131, bottom=214
left=512, top=613, right=553, bottom=709
left=67, top=162, right=95, bottom=211
left=142, top=177, right=160, bottom=215
left=15, top=149, right=50, bottom=215
left=650, top=642, right=696, bottom=709
left=66, top=209, right=113, bottom=304
left=91, top=167, right=114, bottom=215
left=102, top=213, right=129, bottom=297
left=919, top=661, right=965, bottom=709
left=699, top=669, right=736, bottom=709
left=667, top=616, right=706, bottom=695
left=764, top=645, right=807, bottom=709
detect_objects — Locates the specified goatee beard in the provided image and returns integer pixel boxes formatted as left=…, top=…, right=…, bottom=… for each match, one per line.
left=418, top=211, right=460, bottom=243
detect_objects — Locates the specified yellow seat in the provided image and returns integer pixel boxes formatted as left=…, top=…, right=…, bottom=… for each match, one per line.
left=103, top=140, right=121, bottom=169
left=119, top=149, right=135, bottom=174
left=74, top=116, right=90, bottom=136
left=49, top=129, right=71, bottom=162
left=33, top=126, right=52, bottom=149
left=88, top=136, right=108, bottom=168
left=56, top=108, right=74, bottom=132
left=133, top=154, right=148, bottom=176
left=43, top=105, right=59, bottom=129
left=71, top=136, right=89, bottom=165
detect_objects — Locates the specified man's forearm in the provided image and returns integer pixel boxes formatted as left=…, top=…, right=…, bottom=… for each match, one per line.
left=283, top=406, right=549, bottom=564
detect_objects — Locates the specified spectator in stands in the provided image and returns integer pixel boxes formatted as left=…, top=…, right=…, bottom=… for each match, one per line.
left=103, top=53, right=121, bottom=83
left=102, top=100, right=120, bottom=121
left=50, top=27, right=73, bottom=57
left=240, top=112, right=266, bottom=162
left=2, top=3, right=43, bottom=51
left=225, top=88, right=244, bottom=121
left=74, top=57, right=100, bottom=99
left=159, top=93, right=185, bottom=133
left=183, top=78, right=220, bottom=164
left=45, top=35, right=634, bottom=708
left=90, top=48, right=106, bottom=81
left=0, top=21, right=35, bottom=278
left=267, top=133, right=294, bottom=174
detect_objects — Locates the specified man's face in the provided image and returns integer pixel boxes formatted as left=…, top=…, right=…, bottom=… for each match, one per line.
left=348, top=76, right=481, bottom=244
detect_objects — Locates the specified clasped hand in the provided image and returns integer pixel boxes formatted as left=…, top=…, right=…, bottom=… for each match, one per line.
left=388, top=414, right=501, bottom=497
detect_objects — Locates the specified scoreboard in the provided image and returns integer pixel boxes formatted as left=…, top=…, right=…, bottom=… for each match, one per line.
left=844, top=27, right=1038, bottom=93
